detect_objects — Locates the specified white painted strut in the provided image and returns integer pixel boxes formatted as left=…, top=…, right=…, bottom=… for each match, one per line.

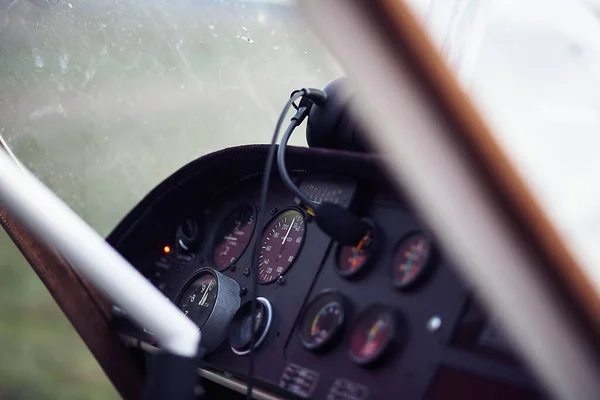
left=0, top=151, right=200, bottom=358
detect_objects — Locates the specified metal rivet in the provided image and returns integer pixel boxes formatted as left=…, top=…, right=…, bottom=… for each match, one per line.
left=242, top=268, right=250, bottom=277
left=271, top=207, right=278, bottom=215
left=229, top=264, right=236, bottom=272
left=239, top=287, right=247, bottom=296
left=277, top=275, right=285, bottom=285
left=426, top=315, right=442, bottom=333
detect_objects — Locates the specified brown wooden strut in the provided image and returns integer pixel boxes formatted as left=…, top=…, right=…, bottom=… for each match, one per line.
left=0, top=191, right=144, bottom=398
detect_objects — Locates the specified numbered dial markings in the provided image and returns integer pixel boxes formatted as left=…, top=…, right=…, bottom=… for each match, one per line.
left=177, top=272, right=218, bottom=328
left=213, top=204, right=256, bottom=270
left=258, top=209, right=306, bottom=284
left=299, top=291, right=345, bottom=351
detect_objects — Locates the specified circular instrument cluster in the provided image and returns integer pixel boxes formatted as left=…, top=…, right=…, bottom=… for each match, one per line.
left=176, top=268, right=241, bottom=353
left=336, top=227, right=435, bottom=290
left=177, top=270, right=218, bottom=328
left=391, top=233, right=433, bottom=289
left=349, top=305, right=400, bottom=365
left=212, top=204, right=256, bottom=271
left=294, top=229, right=436, bottom=366
left=336, top=222, right=380, bottom=278
left=299, top=291, right=345, bottom=351
left=297, top=291, right=405, bottom=367
left=257, top=209, right=306, bottom=284
left=164, top=197, right=437, bottom=364
left=228, top=297, right=273, bottom=355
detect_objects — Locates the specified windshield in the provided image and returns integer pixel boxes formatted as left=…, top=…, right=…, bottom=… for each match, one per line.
left=0, top=0, right=341, bottom=235
left=2, top=0, right=600, bottom=398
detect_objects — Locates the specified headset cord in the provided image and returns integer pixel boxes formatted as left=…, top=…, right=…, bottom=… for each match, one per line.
left=246, top=88, right=324, bottom=399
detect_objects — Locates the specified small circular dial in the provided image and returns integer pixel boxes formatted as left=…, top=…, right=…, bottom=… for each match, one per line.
left=213, top=204, right=256, bottom=270
left=392, top=233, right=433, bottom=289
left=257, top=209, right=306, bottom=284
left=177, top=271, right=218, bottom=328
left=299, top=291, right=345, bottom=351
left=337, top=224, right=379, bottom=278
left=228, top=297, right=273, bottom=355
left=350, top=305, right=397, bottom=365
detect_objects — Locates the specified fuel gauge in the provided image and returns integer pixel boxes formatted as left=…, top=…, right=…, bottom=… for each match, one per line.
left=298, top=290, right=346, bottom=351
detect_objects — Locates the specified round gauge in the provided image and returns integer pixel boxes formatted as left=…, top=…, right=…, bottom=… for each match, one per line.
left=257, top=209, right=306, bottom=284
left=336, top=222, right=380, bottom=278
left=177, top=270, right=218, bottom=328
left=213, top=204, right=256, bottom=270
left=228, top=297, right=273, bottom=355
left=392, top=233, right=433, bottom=289
left=349, top=305, right=399, bottom=366
left=298, top=290, right=346, bottom=351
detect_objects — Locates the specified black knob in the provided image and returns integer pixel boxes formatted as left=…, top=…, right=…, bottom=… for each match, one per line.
left=176, top=219, right=199, bottom=253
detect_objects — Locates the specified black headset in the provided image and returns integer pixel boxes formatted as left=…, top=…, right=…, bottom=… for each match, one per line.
left=305, top=77, right=371, bottom=153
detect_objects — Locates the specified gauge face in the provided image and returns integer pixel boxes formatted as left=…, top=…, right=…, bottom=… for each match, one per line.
left=350, top=305, right=396, bottom=365
left=228, top=297, right=273, bottom=355
left=257, top=209, right=306, bottom=284
left=213, top=204, right=256, bottom=270
left=337, top=226, right=377, bottom=277
left=177, top=271, right=218, bottom=328
left=392, top=233, right=433, bottom=289
left=299, top=291, right=345, bottom=351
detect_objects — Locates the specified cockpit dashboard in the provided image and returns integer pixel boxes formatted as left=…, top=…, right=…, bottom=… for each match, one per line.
left=109, top=145, right=542, bottom=399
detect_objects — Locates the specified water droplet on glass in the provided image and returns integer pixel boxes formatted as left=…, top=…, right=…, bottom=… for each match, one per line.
left=59, top=52, right=69, bottom=74
left=68, top=3, right=73, bottom=8
left=32, top=49, right=45, bottom=69
left=240, top=36, right=254, bottom=44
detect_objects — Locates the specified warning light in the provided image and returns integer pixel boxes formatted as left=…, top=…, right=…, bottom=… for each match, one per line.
left=163, top=245, right=171, bottom=254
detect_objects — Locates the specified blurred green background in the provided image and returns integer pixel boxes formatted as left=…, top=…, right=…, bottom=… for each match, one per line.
left=0, top=0, right=339, bottom=398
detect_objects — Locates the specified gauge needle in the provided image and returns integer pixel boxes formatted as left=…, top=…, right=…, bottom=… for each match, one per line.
left=198, top=280, right=215, bottom=307
left=355, top=231, right=369, bottom=251
left=282, top=217, right=296, bottom=245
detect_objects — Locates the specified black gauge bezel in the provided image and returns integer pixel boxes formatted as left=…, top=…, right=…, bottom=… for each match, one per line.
left=174, top=268, right=219, bottom=329
left=391, top=231, right=435, bottom=290
left=298, top=289, right=347, bottom=352
left=210, top=202, right=257, bottom=271
left=335, top=219, right=383, bottom=279
left=257, top=207, right=307, bottom=285
left=348, top=304, right=400, bottom=366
